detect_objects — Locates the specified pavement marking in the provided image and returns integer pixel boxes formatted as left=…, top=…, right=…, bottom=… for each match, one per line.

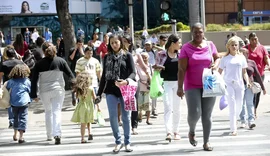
left=0, top=134, right=267, bottom=152
left=2, top=140, right=270, bottom=156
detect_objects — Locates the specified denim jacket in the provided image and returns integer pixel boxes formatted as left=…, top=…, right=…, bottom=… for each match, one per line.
left=155, top=50, right=180, bottom=66
left=6, top=78, right=31, bottom=107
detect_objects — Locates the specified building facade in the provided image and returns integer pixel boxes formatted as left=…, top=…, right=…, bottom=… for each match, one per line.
left=0, top=0, right=189, bottom=44
left=206, top=0, right=270, bottom=25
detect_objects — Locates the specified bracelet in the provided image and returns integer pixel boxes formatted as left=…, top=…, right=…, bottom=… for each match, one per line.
left=125, top=79, right=129, bottom=85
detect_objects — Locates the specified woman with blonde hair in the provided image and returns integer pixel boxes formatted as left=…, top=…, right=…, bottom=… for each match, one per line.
left=30, top=42, right=74, bottom=144
left=218, top=37, right=250, bottom=136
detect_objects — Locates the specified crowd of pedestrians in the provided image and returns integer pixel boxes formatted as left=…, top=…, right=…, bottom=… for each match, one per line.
left=0, top=22, right=269, bottom=154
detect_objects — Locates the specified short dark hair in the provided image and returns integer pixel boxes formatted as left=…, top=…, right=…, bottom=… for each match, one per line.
left=36, top=37, right=45, bottom=47
left=159, top=35, right=167, bottom=40
left=76, top=38, right=83, bottom=43
left=6, top=47, right=16, bottom=58
left=85, top=46, right=93, bottom=52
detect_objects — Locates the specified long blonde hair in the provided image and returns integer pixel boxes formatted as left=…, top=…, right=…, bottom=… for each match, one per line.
left=225, top=36, right=240, bottom=56
left=73, top=72, right=92, bottom=99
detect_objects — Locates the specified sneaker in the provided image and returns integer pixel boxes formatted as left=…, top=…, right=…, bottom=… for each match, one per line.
left=54, top=136, right=61, bottom=145
left=240, top=123, right=246, bottom=128
left=249, top=123, right=256, bottom=129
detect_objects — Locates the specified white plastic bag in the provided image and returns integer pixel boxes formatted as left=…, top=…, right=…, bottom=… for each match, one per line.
left=202, top=68, right=226, bottom=97
left=251, top=82, right=261, bottom=94
left=0, top=82, right=11, bottom=109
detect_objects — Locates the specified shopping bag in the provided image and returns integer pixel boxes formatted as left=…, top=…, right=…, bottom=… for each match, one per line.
left=150, top=71, right=164, bottom=98
left=0, top=82, right=11, bottom=109
left=119, top=78, right=137, bottom=111
left=97, top=111, right=105, bottom=127
left=219, top=96, right=228, bottom=110
left=202, top=68, right=226, bottom=97
left=251, top=82, right=261, bottom=94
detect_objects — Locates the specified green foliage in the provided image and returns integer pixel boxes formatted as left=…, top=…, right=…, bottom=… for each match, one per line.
left=249, top=23, right=270, bottom=30
left=206, top=24, right=226, bottom=32
left=176, top=22, right=190, bottom=31
left=135, top=22, right=189, bottom=37
left=229, top=24, right=243, bottom=31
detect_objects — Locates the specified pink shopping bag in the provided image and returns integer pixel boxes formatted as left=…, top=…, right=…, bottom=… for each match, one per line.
left=119, top=79, right=137, bottom=111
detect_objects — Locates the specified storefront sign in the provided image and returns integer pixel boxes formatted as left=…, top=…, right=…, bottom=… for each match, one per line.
left=0, top=0, right=56, bottom=14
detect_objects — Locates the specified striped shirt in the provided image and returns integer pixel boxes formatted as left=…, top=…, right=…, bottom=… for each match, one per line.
left=75, top=57, right=101, bottom=87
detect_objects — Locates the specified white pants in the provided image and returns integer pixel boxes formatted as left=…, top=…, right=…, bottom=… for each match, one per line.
left=40, top=89, right=65, bottom=138
left=226, top=82, right=244, bottom=132
left=163, top=81, right=181, bottom=134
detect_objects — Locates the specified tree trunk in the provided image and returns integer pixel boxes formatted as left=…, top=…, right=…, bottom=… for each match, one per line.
left=188, top=0, right=200, bottom=28
left=56, top=0, right=76, bottom=61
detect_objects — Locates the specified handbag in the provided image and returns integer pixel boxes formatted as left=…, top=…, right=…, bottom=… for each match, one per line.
left=0, top=82, right=11, bottom=109
left=251, top=82, right=261, bottom=94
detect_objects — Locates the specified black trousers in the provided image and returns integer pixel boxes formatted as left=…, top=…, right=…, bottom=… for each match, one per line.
left=131, top=82, right=140, bottom=129
left=253, top=74, right=265, bottom=109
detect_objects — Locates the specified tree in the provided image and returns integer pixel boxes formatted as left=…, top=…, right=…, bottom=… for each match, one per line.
left=237, top=0, right=243, bottom=24
left=56, top=0, right=76, bottom=61
left=188, top=0, right=200, bottom=28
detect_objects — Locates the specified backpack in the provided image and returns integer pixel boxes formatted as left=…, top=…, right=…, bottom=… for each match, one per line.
left=23, top=50, right=36, bottom=70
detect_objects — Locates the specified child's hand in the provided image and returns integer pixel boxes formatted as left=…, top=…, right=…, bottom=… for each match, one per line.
left=94, top=96, right=101, bottom=104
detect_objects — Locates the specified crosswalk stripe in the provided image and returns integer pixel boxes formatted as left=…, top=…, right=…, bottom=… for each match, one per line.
left=0, top=134, right=266, bottom=152
left=0, top=127, right=251, bottom=140
left=2, top=140, right=270, bottom=156
left=0, top=123, right=229, bottom=136
left=1, top=117, right=269, bottom=156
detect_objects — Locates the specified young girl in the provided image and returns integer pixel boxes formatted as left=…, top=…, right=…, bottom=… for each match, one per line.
left=136, top=52, right=152, bottom=125
left=6, top=64, right=31, bottom=143
left=71, top=72, right=98, bottom=143
left=218, top=37, right=250, bottom=136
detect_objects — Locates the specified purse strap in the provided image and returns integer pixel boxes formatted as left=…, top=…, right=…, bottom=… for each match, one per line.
left=207, top=41, right=214, bottom=64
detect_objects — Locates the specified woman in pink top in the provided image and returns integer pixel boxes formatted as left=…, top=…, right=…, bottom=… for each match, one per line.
left=245, top=32, right=270, bottom=117
left=177, top=23, right=220, bottom=151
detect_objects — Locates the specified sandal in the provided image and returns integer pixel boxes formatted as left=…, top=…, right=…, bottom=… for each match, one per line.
left=113, top=144, right=123, bottom=153
left=229, top=132, right=237, bottom=136
left=13, top=136, right=18, bottom=141
left=88, top=134, right=93, bottom=140
left=81, top=140, right=87, bottom=144
left=188, top=132, right=198, bottom=147
left=165, top=133, right=172, bottom=142
left=18, top=139, right=25, bottom=144
left=146, top=121, right=152, bottom=125
left=125, top=144, right=133, bottom=152
left=174, top=133, right=181, bottom=140
left=132, top=128, right=138, bottom=135
left=203, top=143, right=213, bottom=151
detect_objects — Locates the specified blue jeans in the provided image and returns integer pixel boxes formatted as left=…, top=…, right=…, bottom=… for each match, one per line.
left=8, top=107, right=14, bottom=124
left=106, top=94, right=131, bottom=145
left=240, top=87, right=255, bottom=124
left=12, top=105, right=28, bottom=132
